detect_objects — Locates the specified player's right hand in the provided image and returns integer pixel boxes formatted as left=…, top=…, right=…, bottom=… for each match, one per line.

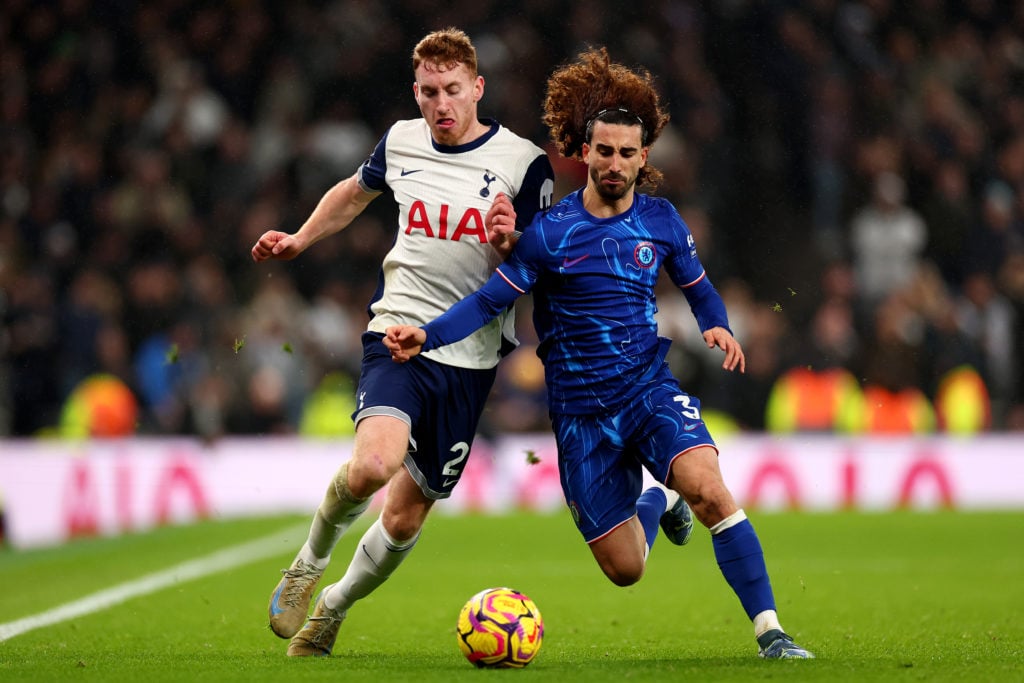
left=251, top=230, right=304, bottom=262
left=384, top=325, right=428, bottom=363
left=485, top=192, right=518, bottom=257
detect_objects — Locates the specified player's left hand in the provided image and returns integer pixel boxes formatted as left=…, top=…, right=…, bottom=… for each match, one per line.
left=703, top=327, right=745, bottom=373
left=486, top=192, right=518, bottom=257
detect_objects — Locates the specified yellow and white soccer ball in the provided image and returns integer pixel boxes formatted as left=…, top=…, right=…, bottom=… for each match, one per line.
left=456, top=587, right=544, bottom=668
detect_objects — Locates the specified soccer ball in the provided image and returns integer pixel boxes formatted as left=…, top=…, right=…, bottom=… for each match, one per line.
left=456, top=587, right=544, bottom=668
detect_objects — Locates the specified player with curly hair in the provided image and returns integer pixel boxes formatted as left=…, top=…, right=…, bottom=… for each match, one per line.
left=542, top=47, right=669, bottom=190
left=385, top=47, right=813, bottom=659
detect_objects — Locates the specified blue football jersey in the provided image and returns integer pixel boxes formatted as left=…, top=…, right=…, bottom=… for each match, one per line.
left=423, top=188, right=730, bottom=415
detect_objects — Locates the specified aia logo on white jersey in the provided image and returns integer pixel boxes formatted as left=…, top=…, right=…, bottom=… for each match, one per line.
left=405, top=200, right=487, bottom=242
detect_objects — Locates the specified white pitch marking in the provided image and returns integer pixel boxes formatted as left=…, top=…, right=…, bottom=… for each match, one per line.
left=0, top=523, right=307, bottom=642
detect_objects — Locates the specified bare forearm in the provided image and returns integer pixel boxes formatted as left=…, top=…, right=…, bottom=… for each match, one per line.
left=296, top=174, right=377, bottom=247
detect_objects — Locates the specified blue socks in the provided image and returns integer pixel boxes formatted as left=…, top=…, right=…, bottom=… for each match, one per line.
left=711, top=517, right=776, bottom=619
left=636, top=487, right=668, bottom=555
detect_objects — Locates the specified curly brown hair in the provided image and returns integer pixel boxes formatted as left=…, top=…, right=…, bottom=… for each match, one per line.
left=543, top=47, right=669, bottom=190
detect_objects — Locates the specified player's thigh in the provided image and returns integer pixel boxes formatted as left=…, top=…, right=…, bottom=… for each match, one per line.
left=349, top=414, right=413, bottom=493
left=397, top=359, right=495, bottom=501
left=350, top=332, right=493, bottom=499
left=380, top=466, right=435, bottom=542
left=553, top=412, right=642, bottom=544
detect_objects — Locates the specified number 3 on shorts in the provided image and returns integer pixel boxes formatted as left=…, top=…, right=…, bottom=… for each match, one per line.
left=674, top=395, right=701, bottom=420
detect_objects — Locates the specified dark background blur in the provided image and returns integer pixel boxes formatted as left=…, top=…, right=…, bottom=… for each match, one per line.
left=1, top=0, right=1022, bottom=439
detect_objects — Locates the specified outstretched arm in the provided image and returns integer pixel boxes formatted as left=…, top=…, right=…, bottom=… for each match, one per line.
left=384, top=266, right=527, bottom=362
left=251, top=173, right=377, bottom=262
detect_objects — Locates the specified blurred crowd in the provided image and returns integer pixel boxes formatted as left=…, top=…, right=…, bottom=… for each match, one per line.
left=1, top=0, right=1023, bottom=439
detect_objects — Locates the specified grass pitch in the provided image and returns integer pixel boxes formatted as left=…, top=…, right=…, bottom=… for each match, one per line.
left=0, top=509, right=1021, bottom=682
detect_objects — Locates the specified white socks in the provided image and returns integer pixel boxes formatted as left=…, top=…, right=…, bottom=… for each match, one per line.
left=298, top=464, right=371, bottom=568
left=299, top=498, right=370, bottom=569
left=324, top=517, right=419, bottom=613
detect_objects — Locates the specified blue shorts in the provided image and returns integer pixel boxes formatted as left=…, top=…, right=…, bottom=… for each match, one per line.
left=552, top=364, right=716, bottom=543
left=354, top=332, right=497, bottom=500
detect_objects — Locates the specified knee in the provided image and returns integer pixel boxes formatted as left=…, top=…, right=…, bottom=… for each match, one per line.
left=686, top=480, right=737, bottom=528
left=600, top=560, right=644, bottom=587
left=347, top=456, right=397, bottom=499
left=380, top=507, right=422, bottom=544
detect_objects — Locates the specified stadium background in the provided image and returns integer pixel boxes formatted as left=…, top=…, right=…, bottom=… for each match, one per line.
left=2, top=1, right=1024, bottom=547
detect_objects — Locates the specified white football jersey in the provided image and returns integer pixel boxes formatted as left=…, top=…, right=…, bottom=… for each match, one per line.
left=358, top=118, right=553, bottom=369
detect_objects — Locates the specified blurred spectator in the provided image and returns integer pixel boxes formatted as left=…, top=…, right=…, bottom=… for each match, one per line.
left=802, top=296, right=862, bottom=371
left=998, top=251, right=1024, bottom=427
left=968, top=180, right=1024, bottom=278
left=58, top=267, right=123, bottom=395
left=849, top=171, right=928, bottom=311
left=230, top=269, right=314, bottom=433
left=5, top=268, right=61, bottom=434
left=920, top=160, right=973, bottom=288
left=809, top=70, right=853, bottom=257
left=143, top=59, right=228, bottom=150
left=955, top=271, right=1017, bottom=423
left=857, top=290, right=928, bottom=396
left=107, top=147, right=193, bottom=242
left=710, top=289, right=787, bottom=431
left=299, top=371, right=357, bottom=438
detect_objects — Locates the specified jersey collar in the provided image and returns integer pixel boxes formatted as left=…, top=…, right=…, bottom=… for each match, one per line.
left=430, top=118, right=500, bottom=153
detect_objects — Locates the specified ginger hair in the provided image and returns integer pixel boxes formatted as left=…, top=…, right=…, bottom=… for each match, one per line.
left=412, top=27, right=478, bottom=76
left=543, top=47, right=669, bottom=190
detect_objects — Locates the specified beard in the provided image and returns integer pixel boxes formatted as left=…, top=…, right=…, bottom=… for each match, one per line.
left=590, top=167, right=635, bottom=201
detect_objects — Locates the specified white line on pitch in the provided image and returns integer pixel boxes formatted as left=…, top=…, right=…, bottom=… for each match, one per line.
left=0, top=523, right=308, bottom=643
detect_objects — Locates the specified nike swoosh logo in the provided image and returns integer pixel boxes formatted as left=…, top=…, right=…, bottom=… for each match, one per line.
left=269, top=584, right=287, bottom=615
left=361, top=544, right=382, bottom=570
left=400, top=168, right=422, bottom=176
left=562, top=254, right=589, bottom=268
